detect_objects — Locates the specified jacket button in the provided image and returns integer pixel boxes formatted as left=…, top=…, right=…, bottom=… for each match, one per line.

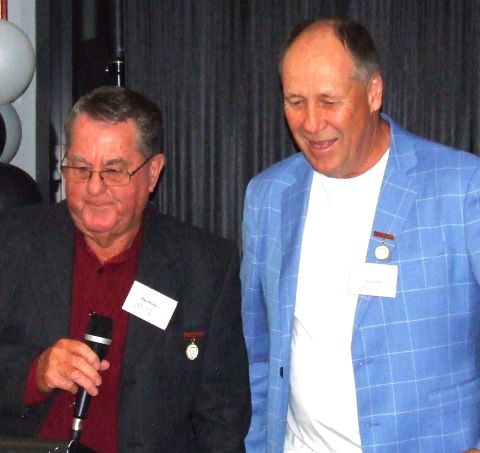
left=280, top=367, right=283, bottom=378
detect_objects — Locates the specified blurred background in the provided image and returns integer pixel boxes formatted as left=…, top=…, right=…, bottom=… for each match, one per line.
left=2, top=0, right=479, bottom=243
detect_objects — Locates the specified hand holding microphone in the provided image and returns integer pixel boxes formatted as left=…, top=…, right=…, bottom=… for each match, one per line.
left=71, top=314, right=113, bottom=442
left=36, top=321, right=112, bottom=397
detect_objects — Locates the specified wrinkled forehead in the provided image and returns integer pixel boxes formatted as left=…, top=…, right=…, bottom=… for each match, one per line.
left=66, top=115, right=142, bottom=162
left=282, top=30, right=357, bottom=86
left=284, top=28, right=354, bottom=70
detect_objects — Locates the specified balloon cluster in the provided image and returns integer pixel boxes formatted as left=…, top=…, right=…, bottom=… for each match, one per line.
left=0, top=19, right=35, bottom=163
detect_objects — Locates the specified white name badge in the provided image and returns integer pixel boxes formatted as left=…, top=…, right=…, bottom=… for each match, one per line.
left=349, top=262, right=398, bottom=298
left=122, top=281, right=178, bottom=329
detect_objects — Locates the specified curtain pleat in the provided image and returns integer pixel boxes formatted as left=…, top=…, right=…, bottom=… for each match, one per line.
left=125, top=0, right=479, bottom=243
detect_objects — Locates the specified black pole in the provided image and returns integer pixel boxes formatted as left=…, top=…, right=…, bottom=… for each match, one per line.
left=105, top=0, right=124, bottom=86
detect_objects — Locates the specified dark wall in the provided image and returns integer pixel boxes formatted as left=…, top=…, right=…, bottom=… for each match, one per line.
left=124, top=1, right=479, bottom=244
left=40, top=1, right=480, bottom=243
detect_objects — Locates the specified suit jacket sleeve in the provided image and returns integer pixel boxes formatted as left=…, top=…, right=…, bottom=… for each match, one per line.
left=465, top=165, right=480, bottom=286
left=191, top=240, right=252, bottom=452
left=241, top=180, right=270, bottom=453
left=0, top=208, right=55, bottom=433
left=0, top=204, right=72, bottom=437
left=464, top=163, right=480, bottom=451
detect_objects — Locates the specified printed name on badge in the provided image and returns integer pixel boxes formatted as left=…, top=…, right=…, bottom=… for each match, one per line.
left=122, top=280, right=178, bottom=329
left=349, top=262, right=398, bottom=298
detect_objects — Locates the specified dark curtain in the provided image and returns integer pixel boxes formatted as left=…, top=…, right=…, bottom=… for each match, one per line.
left=124, top=0, right=480, bottom=243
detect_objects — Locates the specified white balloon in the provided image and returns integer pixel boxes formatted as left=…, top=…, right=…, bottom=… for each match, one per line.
left=0, top=103, right=22, bottom=163
left=0, top=20, right=36, bottom=105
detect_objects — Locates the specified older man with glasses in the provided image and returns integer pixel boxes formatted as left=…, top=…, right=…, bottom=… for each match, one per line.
left=0, top=86, right=250, bottom=453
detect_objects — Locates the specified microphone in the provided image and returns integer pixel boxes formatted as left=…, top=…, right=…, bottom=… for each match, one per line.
left=70, top=314, right=112, bottom=443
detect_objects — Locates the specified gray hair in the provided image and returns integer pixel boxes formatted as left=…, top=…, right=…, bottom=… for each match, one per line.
left=64, top=86, right=163, bottom=158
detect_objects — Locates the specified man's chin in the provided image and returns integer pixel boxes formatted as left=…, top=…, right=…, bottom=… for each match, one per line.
left=78, top=206, right=117, bottom=229
left=77, top=215, right=118, bottom=237
left=304, top=154, right=338, bottom=177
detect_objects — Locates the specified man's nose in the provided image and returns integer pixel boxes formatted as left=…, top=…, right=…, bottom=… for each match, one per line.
left=86, top=170, right=106, bottom=195
left=303, top=104, right=327, bottom=134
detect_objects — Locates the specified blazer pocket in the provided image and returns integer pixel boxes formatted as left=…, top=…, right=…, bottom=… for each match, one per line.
left=428, top=377, right=480, bottom=408
left=421, top=377, right=480, bottom=438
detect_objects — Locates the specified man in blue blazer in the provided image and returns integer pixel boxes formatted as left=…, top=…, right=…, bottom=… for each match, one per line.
left=241, top=18, right=480, bottom=452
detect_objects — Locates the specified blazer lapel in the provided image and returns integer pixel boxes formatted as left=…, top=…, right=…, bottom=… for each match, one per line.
left=122, top=207, right=183, bottom=375
left=278, top=158, right=313, bottom=352
left=353, top=117, right=420, bottom=331
left=27, top=204, right=74, bottom=340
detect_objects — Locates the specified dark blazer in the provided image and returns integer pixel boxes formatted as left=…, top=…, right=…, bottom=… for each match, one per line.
left=0, top=202, right=251, bottom=452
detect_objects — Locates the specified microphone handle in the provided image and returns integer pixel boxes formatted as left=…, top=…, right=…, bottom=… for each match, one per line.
left=72, top=340, right=110, bottom=420
left=71, top=336, right=112, bottom=442
left=70, top=314, right=112, bottom=442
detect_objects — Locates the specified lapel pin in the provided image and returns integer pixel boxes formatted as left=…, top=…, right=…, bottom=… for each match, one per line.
left=183, top=331, right=205, bottom=361
left=186, top=340, right=198, bottom=360
left=373, top=230, right=395, bottom=261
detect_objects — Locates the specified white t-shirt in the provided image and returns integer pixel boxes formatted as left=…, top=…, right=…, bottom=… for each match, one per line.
left=285, top=151, right=389, bottom=452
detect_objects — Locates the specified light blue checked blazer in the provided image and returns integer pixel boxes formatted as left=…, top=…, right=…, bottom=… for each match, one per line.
left=241, top=115, right=480, bottom=452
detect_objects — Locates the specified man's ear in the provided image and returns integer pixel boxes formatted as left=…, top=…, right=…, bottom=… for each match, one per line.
left=367, top=72, right=383, bottom=113
left=148, top=153, right=165, bottom=192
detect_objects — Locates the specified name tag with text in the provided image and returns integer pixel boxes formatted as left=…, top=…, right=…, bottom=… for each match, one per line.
left=349, top=262, right=398, bottom=298
left=122, top=280, right=177, bottom=329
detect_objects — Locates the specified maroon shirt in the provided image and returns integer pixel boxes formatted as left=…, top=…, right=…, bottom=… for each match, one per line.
left=25, top=228, right=142, bottom=452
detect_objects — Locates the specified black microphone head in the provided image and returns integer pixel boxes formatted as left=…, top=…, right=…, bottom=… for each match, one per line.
left=84, top=314, right=112, bottom=361
left=86, top=314, right=112, bottom=339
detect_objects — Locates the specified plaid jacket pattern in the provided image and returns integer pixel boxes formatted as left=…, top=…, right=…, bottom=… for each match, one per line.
left=241, top=115, right=480, bottom=452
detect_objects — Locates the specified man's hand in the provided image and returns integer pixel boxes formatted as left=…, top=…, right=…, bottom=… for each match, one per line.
left=464, top=450, right=480, bottom=452
left=36, top=338, right=110, bottom=396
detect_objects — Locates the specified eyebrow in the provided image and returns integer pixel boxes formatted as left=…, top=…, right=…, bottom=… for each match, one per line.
left=283, top=91, right=344, bottom=102
left=68, top=156, right=128, bottom=166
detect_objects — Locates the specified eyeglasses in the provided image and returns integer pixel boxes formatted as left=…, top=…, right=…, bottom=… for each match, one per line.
left=61, top=156, right=152, bottom=187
